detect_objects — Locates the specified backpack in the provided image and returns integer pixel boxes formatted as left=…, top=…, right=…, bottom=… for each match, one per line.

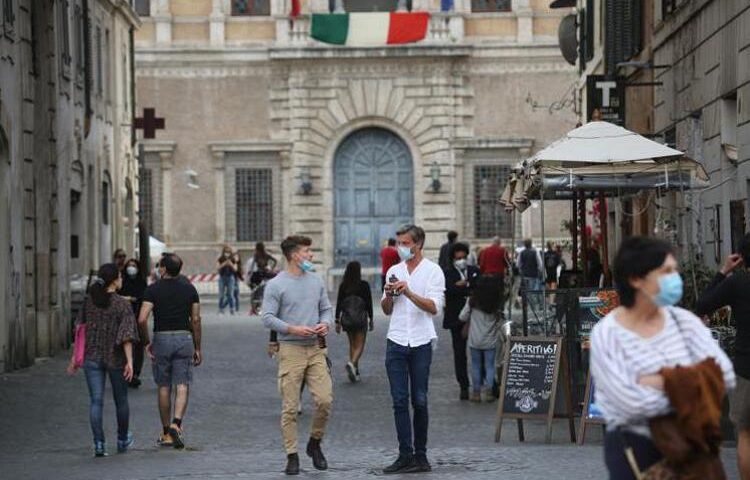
left=339, top=294, right=368, bottom=330
left=544, top=251, right=558, bottom=270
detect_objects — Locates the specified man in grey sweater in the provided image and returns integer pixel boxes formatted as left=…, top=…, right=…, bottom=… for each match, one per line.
left=262, top=235, right=334, bottom=476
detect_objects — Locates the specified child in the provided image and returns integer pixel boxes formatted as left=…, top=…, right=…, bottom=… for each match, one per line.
left=459, top=275, right=504, bottom=402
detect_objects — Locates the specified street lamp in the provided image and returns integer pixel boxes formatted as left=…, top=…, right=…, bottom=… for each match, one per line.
left=300, top=166, right=313, bottom=195
left=185, top=168, right=200, bottom=189
left=430, top=161, right=441, bottom=193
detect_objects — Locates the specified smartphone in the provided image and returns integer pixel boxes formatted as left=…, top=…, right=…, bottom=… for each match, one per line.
left=388, top=274, right=401, bottom=296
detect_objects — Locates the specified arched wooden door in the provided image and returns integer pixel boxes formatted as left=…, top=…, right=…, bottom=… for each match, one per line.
left=334, top=128, right=413, bottom=268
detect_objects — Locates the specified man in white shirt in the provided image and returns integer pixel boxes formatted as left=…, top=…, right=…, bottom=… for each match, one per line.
left=381, top=225, right=446, bottom=474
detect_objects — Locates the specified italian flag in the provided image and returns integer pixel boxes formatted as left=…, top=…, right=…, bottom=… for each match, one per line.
left=311, top=12, right=430, bottom=46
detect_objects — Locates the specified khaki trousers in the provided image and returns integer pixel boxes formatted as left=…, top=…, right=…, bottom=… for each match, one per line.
left=278, top=343, right=333, bottom=454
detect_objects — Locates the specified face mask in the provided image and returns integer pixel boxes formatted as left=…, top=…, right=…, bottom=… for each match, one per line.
left=126, top=266, right=138, bottom=277
left=454, top=259, right=467, bottom=270
left=397, top=245, right=414, bottom=261
left=299, top=260, right=315, bottom=272
left=652, top=272, right=683, bottom=307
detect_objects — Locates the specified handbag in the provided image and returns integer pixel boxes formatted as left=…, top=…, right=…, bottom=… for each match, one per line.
left=73, top=302, right=87, bottom=368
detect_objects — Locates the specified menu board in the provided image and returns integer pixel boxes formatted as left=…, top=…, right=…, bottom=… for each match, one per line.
left=501, top=338, right=560, bottom=416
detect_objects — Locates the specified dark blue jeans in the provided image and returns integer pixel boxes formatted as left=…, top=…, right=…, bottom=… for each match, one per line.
left=604, top=430, right=662, bottom=480
left=218, top=274, right=236, bottom=313
left=83, top=360, right=129, bottom=444
left=385, top=339, right=432, bottom=457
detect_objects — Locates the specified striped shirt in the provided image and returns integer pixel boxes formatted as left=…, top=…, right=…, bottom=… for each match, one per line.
left=590, top=306, right=735, bottom=437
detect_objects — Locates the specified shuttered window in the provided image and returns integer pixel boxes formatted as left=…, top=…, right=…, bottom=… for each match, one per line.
left=471, top=0, right=511, bottom=12
left=231, top=0, right=270, bottom=15
left=474, top=165, right=512, bottom=239
left=235, top=169, right=273, bottom=242
left=134, top=0, right=150, bottom=16
left=604, top=0, right=642, bottom=74
left=2, top=0, right=14, bottom=39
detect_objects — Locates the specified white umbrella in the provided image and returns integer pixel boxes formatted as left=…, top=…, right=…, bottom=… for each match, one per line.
left=149, top=236, right=166, bottom=260
left=532, top=121, right=683, bottom=166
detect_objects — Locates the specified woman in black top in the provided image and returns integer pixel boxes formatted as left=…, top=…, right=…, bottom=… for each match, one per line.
left=335, top=261, right=373, bottom=383
left=120, top=258, right=147, bottom=388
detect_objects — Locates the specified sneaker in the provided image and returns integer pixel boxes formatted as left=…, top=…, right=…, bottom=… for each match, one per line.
left=482, top=387, right=496, bottom=403
left=168, top=425, right=185, bottom=450
left=117, top=432, right=134, bottom=453
left=157, top=432, right=174, bottom=447
left=345, top=362, right=357, bottom=383
left=470, top=390, right=481, bottom=402
left=94, top=441, right=107, bottom=457
left=128, top=377, right=142, bottom=389
left=383, top=454, right=413, bottom=474
left=403, top=455, right=432, bottom=473
left=285, top=453, right=300, bottom=475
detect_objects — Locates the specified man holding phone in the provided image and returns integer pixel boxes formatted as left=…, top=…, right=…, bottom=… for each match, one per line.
left=381, top=225, right=446, bottom=474
left=696, top=233, right=750, bottom=479
left=262, top=235, right=333, bottom=476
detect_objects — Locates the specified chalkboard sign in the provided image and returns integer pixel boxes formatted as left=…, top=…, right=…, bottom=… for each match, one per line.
left=502, top=339, right=559, bottom=415
left=495, top=336, right=574, bottom=443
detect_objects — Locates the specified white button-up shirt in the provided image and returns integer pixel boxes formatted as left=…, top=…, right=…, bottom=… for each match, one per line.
left=383, top=258, right=446, bottom=348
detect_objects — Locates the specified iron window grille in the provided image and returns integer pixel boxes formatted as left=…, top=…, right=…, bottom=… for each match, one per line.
left=231, top=0, right=270, bottom=16
left=235, top=168, right=273, bottom=242
left=474, top=165, right=512, bottom=239
left=471, top=0, right=511, bottom=13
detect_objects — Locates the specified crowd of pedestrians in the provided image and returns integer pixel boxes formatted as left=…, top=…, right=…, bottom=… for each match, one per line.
left=65, top=229, right=750, bottom=479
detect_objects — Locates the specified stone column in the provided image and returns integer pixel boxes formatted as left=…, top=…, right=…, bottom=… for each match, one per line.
left=159, top=151, right=174, bottom=243
left=514, top=0, right=533, bottom=44
left=210, top=0, right=225, bottom=47
left=212, top=151, right=226, bottom=243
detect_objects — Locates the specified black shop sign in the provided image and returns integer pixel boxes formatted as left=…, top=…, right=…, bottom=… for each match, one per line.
left=586, top=75, right=625, bottom=125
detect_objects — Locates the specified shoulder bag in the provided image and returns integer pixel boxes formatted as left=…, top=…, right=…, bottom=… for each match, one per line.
left=73, top=301, right=88, bottom=368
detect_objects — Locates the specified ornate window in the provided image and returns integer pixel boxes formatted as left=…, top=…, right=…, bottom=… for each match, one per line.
left=471, top=0, right=511, bottom=13
left=235, top=168, right=273, bottom=242
left=473, top=165, right=512, bottom=239
left=2, top=0, right=15, bottom=39
left=133, top=0, right=150, bottom=16
left=231, top=0, right=270, bottom=16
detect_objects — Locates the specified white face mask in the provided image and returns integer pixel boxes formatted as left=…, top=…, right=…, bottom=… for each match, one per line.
left=126, top=266, right=138, bottom=277
left=454, top=259, right=467, bottom=270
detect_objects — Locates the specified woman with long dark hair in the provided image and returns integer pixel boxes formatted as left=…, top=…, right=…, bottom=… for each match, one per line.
left=246, top=242, right=279, bottom=315
left=459, top=275, right=504, bottom=402
left=216, top=245, right=238, bottom=315
left=335, top=261, right=373, bottom=382
left=120, top=258, right=147, bottom=388
left=67, top=263, right=138, bottom=457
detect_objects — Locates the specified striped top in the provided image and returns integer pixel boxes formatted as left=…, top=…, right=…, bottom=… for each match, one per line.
left=590, top=306, right=735, bottom=436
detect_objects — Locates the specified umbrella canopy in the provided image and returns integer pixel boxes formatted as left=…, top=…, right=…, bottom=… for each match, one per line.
left=531, top=121, right=683, bottom=166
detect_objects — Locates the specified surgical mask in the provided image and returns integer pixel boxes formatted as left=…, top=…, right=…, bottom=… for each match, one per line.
left=454, top=259, right=467, bottom=270
left=397, top=245, right=414, bottom=261
left=652, top=272, right=683, bottom=307
left=126, top=266, right=138, bottom=277
left=299, top=260, right=315, bottom=272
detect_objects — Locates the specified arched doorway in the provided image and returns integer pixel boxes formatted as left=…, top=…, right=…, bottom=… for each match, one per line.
left=0, top=127, right=9, bottom=371
left=334, top=127, right=413, bottom=268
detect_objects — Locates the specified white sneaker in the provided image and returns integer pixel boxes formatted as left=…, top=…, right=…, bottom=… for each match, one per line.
left=345, top=362, right=357, bottom=383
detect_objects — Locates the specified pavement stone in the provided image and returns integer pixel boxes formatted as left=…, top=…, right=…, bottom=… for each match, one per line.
left=0, top=303, right=740, bottom=479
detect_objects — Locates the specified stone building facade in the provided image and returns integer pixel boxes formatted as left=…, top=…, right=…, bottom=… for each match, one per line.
left=0, top=0, right=139, bottom=372
left=572, top=0, right=748, bottom=269
left=134, top=0, right=577, bottom=282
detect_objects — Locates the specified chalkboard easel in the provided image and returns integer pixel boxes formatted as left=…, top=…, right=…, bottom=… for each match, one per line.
left=578, top=369, right=606, bottom=444
left=494, top=336, right=575, bottom=444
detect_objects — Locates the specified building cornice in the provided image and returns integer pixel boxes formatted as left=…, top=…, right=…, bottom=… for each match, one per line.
left=208, top=140, right=292, bottom=154
left=141, top=140, right=176, bottom=154
left=454, top=138, right=534, bottom=151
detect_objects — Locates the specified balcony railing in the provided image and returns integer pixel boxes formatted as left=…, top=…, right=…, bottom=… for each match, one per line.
left=277, top=12, right=464, bottom=47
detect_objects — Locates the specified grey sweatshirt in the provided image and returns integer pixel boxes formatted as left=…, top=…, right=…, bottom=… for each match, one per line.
left=459, top=301, right=501, bottom=350
left=261, top=271, right=334, bottom=345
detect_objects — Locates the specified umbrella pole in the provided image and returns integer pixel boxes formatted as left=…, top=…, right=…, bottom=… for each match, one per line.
left=540, top=169, right=548, bottom=335
left=580, top=191, right=589, bottom=286
left=508, top=208, right=516, bottom=325
left=599, top=191, right=611, bottom=287
left=572, top=196, right=578, bottom=275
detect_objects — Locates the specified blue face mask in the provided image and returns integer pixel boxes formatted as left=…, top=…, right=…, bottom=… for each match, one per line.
left=299, top=260, right=315, bottom=272
left=653, top=272, right=683, bottom=307
left=397, top=245, right=414, bottom=261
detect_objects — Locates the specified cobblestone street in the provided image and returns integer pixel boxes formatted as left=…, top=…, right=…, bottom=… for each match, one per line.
left=0, top=303, right=740, bottom=479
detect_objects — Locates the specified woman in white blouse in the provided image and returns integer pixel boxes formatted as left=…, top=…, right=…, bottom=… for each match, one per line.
left=591, top=236, right=735, bottom=479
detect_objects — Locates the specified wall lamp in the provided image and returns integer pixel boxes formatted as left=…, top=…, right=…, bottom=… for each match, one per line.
left=429, top=161, right=441, bottom=193
left=300, top=166, right=313, bottom=195
left=185, top=168, right=200, bottom=189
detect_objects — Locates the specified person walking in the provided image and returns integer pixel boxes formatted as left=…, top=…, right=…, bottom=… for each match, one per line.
left=137, top=253, right=202, bottom=450
left=696, top=234, right=750, bottom=479
left=233, top=251, right=243, bottom=313
left=459, top=275, right=504, bottom=403
left=478, top=237, right=509, bottom=279
left=517, top=239, right=543, bottom=305
left=67, top=263, right=138, bottom=457
left=442, top=242, right=480, bottom=400
left=590, top=237, right=735, bottom=479
left=381, top=225, right=445, bottom=474
left=246, top=242, right=279, bottom=315
left=380, top=238, right=400, bottom=291
left=262, top=235, right=334, bottom=476
left=217, top=245, right=238, bottom=315
left=120, top=258, right=147, bottom=388
left=438, top=230, right=458, bottom=271
left=335, top=261, right=374, bottom=383
left=543, top=242, right=562, bottom=290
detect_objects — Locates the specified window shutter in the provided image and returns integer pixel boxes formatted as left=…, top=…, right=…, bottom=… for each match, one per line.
left=605, top=0, right=642, bottom=74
